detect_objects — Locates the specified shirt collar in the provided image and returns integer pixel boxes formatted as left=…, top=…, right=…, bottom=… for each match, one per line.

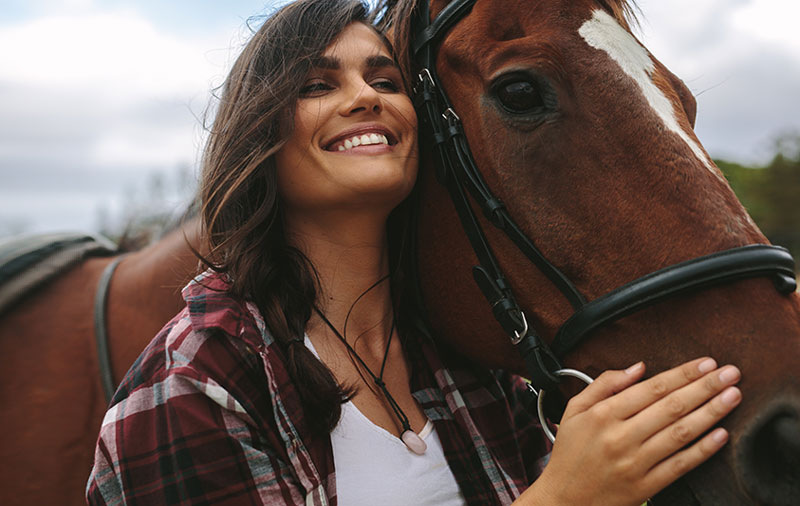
left=181, top=269, right=264, bottom=350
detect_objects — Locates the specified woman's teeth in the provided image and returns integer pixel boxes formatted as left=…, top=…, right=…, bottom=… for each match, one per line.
left=336, top=133, right=389, bottom=151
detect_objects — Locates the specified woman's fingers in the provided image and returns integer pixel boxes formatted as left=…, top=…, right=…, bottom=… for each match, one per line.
left=607, top=357, right=719, bottom=419
left=540, top=356, right=742, bottom=506
left=640, top=385, right=741, bottom=467
left=563, top=361, right=646, bottom=416
left=643, top=427, right=730, bottom=495
left=628, top=365, right=741, bottom=440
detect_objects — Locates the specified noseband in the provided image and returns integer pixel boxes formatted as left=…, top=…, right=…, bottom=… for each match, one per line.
left=410, top=0, right=796, bottom=395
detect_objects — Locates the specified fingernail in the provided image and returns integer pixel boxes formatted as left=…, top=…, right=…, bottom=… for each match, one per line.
left=698, top=358, right=717, bottom=374
left=719, top=366, right=740, bottom=384
left=625, top=361, right=644, bottom=374
left=721, top=387, right=741, bottom=406
left=711, top=428, right=728, bottom=445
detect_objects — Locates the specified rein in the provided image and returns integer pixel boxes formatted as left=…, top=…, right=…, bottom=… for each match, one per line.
left=410, top=0, right=796, bottom=400
left=94, top=255, right=125, bottom=403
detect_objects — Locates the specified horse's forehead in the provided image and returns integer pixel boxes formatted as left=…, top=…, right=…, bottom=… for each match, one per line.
left=445, top=3, right=717, bottom=180
left=578, top=9, right=719, bottom=178
left=437, top=0, right=589, bottom=75
left=434, top=1, right=719, bottom=182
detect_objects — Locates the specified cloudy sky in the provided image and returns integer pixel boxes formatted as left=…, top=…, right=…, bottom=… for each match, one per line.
left=1, top=0, right=799, bottom=236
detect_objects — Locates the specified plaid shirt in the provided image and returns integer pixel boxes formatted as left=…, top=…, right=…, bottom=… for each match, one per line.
left=87, top=271, right=550, bottom=505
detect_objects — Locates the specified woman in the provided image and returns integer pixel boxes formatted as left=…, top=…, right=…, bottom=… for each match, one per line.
left=86, top=1, right=742, bottom=505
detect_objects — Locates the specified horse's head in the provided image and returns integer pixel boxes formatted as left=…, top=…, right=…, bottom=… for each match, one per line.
left=406, top=0, right=800, bottom=503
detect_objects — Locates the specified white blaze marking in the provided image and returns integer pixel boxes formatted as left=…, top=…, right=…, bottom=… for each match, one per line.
left=578, top=10, right=719, bottom=177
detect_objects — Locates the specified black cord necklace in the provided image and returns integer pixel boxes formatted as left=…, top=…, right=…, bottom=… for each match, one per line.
left=313, top=306, right=428, bottom=455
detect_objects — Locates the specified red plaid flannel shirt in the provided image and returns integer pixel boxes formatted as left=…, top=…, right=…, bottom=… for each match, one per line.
left=86, top=271, right=550, bottom=505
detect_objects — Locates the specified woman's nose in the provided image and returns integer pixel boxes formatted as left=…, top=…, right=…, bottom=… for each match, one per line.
left=339, top=80, right=382, bottom=116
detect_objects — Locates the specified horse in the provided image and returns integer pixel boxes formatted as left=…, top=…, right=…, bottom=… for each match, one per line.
left=0, top=0, right=797, bottom=504
left=388, top=0, right=800, bottom=504
left=0, top=219, right=201, bottom=506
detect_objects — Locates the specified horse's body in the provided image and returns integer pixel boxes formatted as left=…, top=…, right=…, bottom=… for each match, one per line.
left=406, top=0, right=800, bottom=504
left=1, top=0, right=798, bottom=504
left=0, top=221, right=200, bottom=506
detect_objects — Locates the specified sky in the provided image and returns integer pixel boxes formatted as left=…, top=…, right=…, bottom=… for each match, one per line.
left=1, top=0, right=799, bottom=236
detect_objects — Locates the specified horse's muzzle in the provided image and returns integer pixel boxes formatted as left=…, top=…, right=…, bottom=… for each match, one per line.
left=736, top=402, right=800, bottom=505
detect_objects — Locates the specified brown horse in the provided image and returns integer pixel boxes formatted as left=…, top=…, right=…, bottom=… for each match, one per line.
left=397, top=0, right=800, bottom=504
left=0, top=220, right=201, bottom=506
left=1, top=1, right=798, bottom=505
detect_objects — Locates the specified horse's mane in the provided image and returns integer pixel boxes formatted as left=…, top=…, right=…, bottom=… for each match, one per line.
left=599, top=0, right=639, bottom=31
left=376, top=0, right=639, bottom=81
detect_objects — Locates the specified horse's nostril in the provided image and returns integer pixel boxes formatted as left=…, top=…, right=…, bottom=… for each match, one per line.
left=740, top=410, right=800, bottom=506
left=773, top=414, right=800, bottom=454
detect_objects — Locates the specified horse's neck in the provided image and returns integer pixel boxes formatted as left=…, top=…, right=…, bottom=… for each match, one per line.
left=124, top=218, right=202, bottom=298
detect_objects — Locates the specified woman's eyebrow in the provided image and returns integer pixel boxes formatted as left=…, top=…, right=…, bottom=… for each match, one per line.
left=309, top=55, right=397, bottom=71
left=311, top=56, right=340, bottom=70
left=365, top=55, right=398, bottom=69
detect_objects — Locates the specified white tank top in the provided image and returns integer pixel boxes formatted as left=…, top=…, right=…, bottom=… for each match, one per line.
left=305, top=337, right=465, bottom=505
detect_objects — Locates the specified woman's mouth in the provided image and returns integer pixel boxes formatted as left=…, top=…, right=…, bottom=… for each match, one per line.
left=330, top=133, right=389, bottom=152
left=324, top=126, right=398, bottom=152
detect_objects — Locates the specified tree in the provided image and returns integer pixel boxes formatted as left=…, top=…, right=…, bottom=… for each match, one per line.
left=716, top=132, right=800, bottom=263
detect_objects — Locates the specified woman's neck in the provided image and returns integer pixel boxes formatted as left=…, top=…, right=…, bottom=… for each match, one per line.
left=285, top=210, right=394, bottom=351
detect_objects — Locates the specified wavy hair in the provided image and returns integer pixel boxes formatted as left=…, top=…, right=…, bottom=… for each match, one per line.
left=199, top=0, right=421, bottom=434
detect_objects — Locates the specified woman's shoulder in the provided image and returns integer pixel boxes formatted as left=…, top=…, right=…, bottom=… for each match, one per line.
left=89, top=273, right=305, bottom=506
left=109, top=270, right=269, bottom=406
left=181, top=269, right=261, bottom=341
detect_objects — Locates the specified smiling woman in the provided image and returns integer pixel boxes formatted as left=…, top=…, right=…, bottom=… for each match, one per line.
left=85, top=2, right=451, bottom=504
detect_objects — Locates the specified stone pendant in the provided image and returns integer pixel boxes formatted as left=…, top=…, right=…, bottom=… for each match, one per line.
left=401, top=429, right=427, bottom=455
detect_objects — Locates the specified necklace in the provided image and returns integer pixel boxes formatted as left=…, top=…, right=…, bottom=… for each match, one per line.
left=313, top=306, right=428, bottom=455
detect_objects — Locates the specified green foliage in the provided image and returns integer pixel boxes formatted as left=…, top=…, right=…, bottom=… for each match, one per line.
left=715, top=133, right=800, bottom=263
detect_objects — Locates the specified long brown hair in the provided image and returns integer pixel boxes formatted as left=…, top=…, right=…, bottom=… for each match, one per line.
left=199, top=0, right=421, bottom=435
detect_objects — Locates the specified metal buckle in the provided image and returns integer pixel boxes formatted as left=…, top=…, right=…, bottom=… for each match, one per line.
left=442, top=107, right=460, bottom=123
left=526, top=379, right=539, bottom=398
left=415, top=68, right=435, bottom=95
left=536, top=369, right=594, bottom=443
left=510, top=311, right=529, bottom=345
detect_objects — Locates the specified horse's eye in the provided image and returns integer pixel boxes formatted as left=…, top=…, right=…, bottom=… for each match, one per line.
left=495, top=79, right=544, bottom=113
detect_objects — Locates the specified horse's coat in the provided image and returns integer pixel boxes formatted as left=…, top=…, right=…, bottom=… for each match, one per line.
left=578, top=9, right=716, bottom=175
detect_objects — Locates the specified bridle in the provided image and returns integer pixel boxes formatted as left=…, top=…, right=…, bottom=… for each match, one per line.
left=410, top=0, right=796, bottom=397
left=410, top=4, right=795, bottom=502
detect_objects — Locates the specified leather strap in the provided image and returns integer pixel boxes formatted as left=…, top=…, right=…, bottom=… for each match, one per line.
left=415, top=62, right=566, bottom=390
left=93, top=255, right=125, bottom=403
left=551, top=245, right=796, bottom=357
left=412, top=0, right=476, bottom=58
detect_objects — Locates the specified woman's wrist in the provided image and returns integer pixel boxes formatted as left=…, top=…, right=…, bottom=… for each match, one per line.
left=512, top=471, right=564, bottom=506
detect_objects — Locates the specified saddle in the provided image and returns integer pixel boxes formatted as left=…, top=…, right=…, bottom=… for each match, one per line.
left=0, top=233, right=116, bottom=315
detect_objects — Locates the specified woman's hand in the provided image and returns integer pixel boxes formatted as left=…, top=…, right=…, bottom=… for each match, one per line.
left=519, top=357, right=741, bottom=506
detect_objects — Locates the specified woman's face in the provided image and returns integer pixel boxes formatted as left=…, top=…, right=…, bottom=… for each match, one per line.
left=275, top=22, right=418, bottom=220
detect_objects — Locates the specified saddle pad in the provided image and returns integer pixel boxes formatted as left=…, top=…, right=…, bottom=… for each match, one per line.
left=0, top=232, right=117, bottom=315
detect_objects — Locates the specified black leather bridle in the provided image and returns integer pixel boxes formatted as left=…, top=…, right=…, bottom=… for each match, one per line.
left=410, top=0, right=797, bottom=395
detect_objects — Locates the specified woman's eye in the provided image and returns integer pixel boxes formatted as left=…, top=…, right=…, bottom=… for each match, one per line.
left=495, top=79, right=544, bottom=113
left=299, top=81, right=332, bottom=96
left=372, top=79, right=400, bottom=92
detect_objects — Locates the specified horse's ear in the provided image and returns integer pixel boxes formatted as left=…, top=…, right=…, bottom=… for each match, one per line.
left=660, top=66, right=698, bottom=129
left=675, top=77, right=698, bottom=129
